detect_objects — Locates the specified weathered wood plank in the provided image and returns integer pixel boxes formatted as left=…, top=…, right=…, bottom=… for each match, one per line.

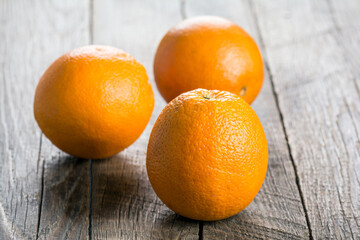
left=328, top=0, right=360, bottom=94
left=184, top=0, right=310, bottom=239
left=253, top=0, right=360, bottom=238
left=37, top=152, right=90, bottom=239
left=0, top=0, right=90, bottom=239
left=91, top=0, right=199, bottom=239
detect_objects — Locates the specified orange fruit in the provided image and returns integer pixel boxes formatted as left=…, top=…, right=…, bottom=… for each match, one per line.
left=146, top=89, right=268, bottom=221
left=154, top=16, right=264, bottom=104
left=34, top=45, right=154, bottom=159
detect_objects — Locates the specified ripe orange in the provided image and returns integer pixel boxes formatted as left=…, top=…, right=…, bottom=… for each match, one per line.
left=154, top=16, right=264, bottom=104
left=34, top=45, right=154, bottom=159
left=146, top=89, right=268, bottom=221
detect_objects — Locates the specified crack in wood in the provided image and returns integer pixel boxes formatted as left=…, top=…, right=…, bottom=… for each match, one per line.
left=36, top=159, right=45, bottom=240
left=35, top=133, right=44, bottom=240
left=88, top=159, right=93, bottom=240
left=198, top=221, right=203, bottom=240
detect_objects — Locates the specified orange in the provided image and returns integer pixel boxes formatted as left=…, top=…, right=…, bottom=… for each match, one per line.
left=154, top=16, right=264, bottom=104
left=34, top=45, right=154, bottom=159
left=146, top=89, right=268, bottom=221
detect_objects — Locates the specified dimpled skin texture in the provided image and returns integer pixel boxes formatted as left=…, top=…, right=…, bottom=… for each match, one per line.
left=154, top=16, right=264, bottom=104
left=34, top=46, right=154, bottom=159
left=146, top=89, right=268, bottom=221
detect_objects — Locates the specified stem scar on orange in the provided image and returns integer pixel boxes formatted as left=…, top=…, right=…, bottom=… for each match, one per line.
left=146, top=89, right=268, bottom=221
left=154, top=16, right=264, bottom=104
left=34, top=45, right=154, bottom=159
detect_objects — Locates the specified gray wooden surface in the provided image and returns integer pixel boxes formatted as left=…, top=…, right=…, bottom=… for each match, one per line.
left=0, top=0, right=359, bottom=239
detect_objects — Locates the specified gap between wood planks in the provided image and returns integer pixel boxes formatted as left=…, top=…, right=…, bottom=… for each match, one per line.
left=35, top=134, right=44, bottom=240
left=88, top=159, right=93, bottom=240
left=248, top=0, right=314, bottom=239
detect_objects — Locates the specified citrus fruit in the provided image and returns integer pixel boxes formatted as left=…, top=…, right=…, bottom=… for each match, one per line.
left=34, top=45, right=154, bottom=159
left=153, top=16, right=264, bottom=104
left=146, top=89, right=268, bottom=221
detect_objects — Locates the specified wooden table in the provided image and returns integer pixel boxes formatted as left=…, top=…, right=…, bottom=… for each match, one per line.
left=1, top=0, right=359, bottom=239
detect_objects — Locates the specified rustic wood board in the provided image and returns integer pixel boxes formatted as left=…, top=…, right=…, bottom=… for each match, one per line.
left=253, top=0, right=360, bottom=238
left=0, top=0, right=90, bottom=239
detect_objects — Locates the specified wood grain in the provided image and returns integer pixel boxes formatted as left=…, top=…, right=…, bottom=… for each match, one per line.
left=0, top=0, right=90, bottom=239
left=91, top=0, right=199, bottom=239
left=184, top=0, right=310, bottom=239
left=253, top=0, right=360, bottom=238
